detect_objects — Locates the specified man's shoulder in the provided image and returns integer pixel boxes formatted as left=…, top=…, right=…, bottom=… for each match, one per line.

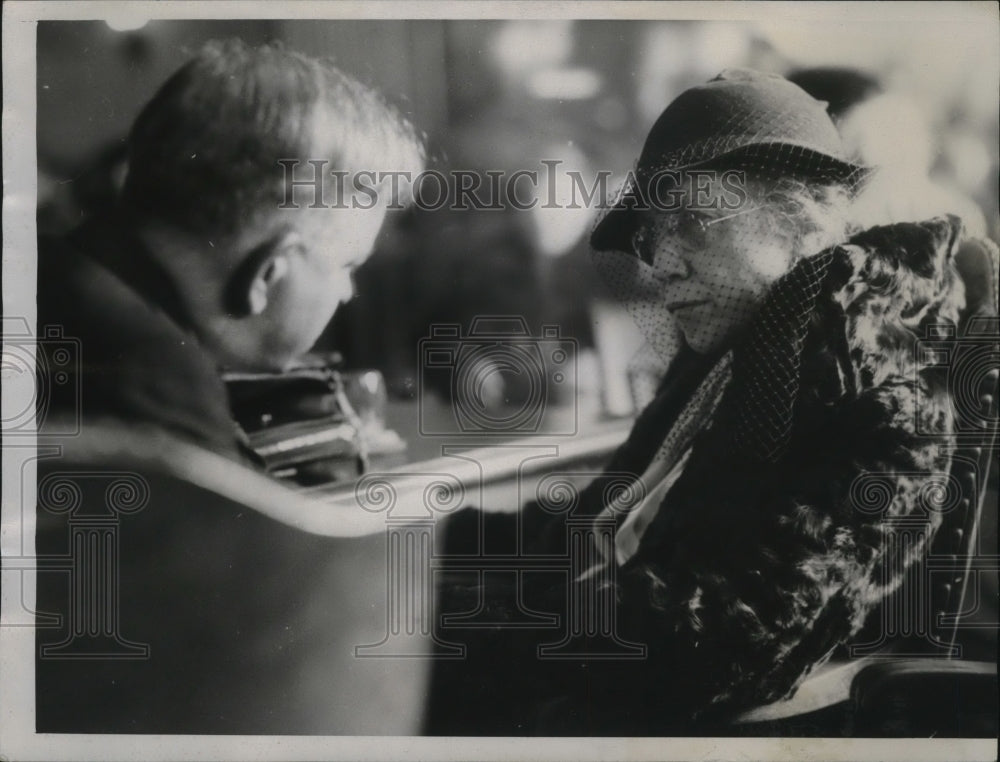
left=37, top=222, right=243, bottom=459
left=38, top=225, right=211, bottom=379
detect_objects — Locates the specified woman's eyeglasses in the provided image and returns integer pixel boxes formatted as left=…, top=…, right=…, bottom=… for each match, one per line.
left=629, top=206, right=765, bottom=265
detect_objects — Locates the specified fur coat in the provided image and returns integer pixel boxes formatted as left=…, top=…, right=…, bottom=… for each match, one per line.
left=428, top=216, right=986, bottom=735
left=613, top=215, right=969, bottom=718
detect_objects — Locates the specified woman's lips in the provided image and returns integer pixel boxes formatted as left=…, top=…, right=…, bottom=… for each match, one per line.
left=665, top=299, right=709, bottom=312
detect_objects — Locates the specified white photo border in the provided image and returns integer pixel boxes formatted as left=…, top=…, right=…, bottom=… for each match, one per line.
left=3, top=2, right=998, bottom=760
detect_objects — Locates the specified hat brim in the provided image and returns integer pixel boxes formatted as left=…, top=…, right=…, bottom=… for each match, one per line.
left=590, top=178, right=643, bottom=253
left=591, top=144, right=872, bottom=254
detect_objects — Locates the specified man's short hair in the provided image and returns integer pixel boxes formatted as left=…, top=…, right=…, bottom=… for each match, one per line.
left=121, top=39, right=425, bottom=236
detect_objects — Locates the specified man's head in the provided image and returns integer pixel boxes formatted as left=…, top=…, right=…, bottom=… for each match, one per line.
left=120, top=39, right=424, bottom=371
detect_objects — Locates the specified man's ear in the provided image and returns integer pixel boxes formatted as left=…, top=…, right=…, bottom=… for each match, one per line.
left=225, top=235, right=296, bottom=317
left=247, top=253, right=290, bottom=315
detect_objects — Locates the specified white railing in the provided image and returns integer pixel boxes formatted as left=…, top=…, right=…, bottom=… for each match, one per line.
left=36, top=417, right=633, bottom=536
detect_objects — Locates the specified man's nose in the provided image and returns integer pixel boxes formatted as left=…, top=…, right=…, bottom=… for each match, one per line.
left=329, top=270, right=355, bottom=305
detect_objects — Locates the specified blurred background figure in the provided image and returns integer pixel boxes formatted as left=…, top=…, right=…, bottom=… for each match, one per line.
left=787, top=66, right=989, bottom=236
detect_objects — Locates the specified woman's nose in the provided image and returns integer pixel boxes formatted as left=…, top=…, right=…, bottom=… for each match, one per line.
left=651, top=241, right=690, bottom=280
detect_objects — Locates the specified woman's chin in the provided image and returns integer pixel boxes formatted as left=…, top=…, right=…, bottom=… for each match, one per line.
left=681, top=327, right=729, bottom=355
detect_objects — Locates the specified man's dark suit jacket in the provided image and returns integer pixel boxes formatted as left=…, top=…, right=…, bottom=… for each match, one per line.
left=36, top=214, right=245, bottom=459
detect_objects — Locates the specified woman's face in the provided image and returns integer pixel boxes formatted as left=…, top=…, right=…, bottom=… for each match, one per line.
left=634, top=176, right=794, bottom=354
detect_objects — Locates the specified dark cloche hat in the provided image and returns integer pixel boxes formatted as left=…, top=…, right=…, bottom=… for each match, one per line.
left=592, top=68, right=870, bottom=252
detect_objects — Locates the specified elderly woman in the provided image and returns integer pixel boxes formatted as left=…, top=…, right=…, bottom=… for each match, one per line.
left=429, top=69, right=977, bottom=735
left=583, top=68, right=867, bottom=574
